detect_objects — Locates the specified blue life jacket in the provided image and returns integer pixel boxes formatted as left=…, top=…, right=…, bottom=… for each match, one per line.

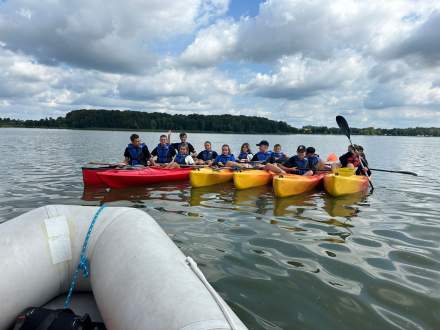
left=127, top=143, right=145, bottom=166
left=291, top=156, right=309, bottom=175
left=174, top=153, right=188, bottom=165
left=156, top=143, right=171, bottom=163
left=272, top=152, right=286, bottom=159
left=238, top=152, right=251, bottom=160
left=254, top=151, right=273, bottom=162
left=200, top=150, right=214, bottom=161
left=214, top=154, right=235, bottom=165
left=307, top=155, right=320, bottom=170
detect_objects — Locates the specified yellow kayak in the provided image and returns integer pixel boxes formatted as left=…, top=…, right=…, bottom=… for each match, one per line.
left=190, top=168, right=233, bottom=187
left=324, top=169, right=369, bottom=196
left=273, top=174, right=325, bottom=198
left=233, top=170, right=274, bottom=190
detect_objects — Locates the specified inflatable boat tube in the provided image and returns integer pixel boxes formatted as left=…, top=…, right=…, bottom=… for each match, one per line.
left=0, top=205, right=247, bottom=330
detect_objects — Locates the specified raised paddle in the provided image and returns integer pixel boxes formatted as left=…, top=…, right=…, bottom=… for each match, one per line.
left=336, top=115, right=374, bottom=190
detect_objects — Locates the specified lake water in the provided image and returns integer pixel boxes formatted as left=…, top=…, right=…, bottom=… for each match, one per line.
left=1, top=128, right=439, bottom=330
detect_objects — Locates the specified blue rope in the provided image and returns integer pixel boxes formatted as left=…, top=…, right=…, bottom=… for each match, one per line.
left=64, top=205, right=106, bottom=308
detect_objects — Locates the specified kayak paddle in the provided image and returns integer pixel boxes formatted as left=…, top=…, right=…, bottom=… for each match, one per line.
left=370, top=168, right=418, bottom=176
left=336, top=115, right=374, bottom=190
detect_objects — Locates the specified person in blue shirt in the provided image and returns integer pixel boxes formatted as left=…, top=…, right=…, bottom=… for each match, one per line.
left=167, top=143, right=195, bottom=168
left=277, top=145, right=313, bottom=175
left=238, top=143, right=253, bottom=162
left=212, top=144, right=236, bottom=167
left=196, top=141, right=218, bottom=165
left=151, top=134, right=176, bottom=165
left=123, top=134, right=152, bottom=166
left=251, top=140, right=274, bottom=163
left=305, top=146, right=325, bottom=173
left=272, top=144, right=288, bottom=163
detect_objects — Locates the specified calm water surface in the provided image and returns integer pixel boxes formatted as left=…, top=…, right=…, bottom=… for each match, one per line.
left=1, top=128, right=440, bottom=330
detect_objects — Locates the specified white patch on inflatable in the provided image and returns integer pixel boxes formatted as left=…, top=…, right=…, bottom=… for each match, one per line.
left=44, top=216, right=72, bottom=264
left=185, top=155, right=195, bottom=165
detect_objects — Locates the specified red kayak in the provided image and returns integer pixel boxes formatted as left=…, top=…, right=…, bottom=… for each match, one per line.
left=96, top=167, right=192, bottom=189
left=82, top=166, right=116, bottom=187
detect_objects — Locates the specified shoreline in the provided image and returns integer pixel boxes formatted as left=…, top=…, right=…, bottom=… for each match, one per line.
left=0, top=125, right=438, bottom=137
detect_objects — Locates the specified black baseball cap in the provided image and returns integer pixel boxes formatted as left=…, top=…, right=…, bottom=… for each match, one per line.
left=256, top=140, right=269, bottom=146
left=297, top=145, right=306, bottom=152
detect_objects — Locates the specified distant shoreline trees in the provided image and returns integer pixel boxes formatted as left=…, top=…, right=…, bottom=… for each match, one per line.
left=1, top=109, right=439, bottom=136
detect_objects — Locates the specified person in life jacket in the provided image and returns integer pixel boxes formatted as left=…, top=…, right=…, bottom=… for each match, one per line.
left=212, top=144, right=236, bottom=167
left=123, top=134, right=152, bottom=166
left=305, top=146, right=322, bottom=173
left=195, top=141, right=218, bottom=165
left=251, top=140, right=274, bottom=163
left=169, top=131, right=196, bottom=156
left=238, top=143, right=253, bottom=162
left=337, top=144, right=371, bottom=176
left=167, top=143, right=195, bottom=168
left=272, top=144, right=288, bottom=163
left=273, top=145, right=314, bottom=175
left=151, top=134, right=176, bottom=165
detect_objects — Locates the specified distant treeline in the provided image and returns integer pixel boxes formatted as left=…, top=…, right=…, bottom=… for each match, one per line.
left=1, top=109, right=439, bottom=136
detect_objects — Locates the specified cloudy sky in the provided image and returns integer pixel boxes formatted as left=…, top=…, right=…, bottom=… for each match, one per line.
left=1, top=0, right=440, bottom=128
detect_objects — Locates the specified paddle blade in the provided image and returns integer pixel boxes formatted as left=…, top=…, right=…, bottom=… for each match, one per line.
left=336, top=115, right=351, bottom=139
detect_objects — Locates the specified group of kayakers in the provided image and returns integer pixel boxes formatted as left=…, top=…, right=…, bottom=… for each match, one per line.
left=122, top=131, right=370, bottom=176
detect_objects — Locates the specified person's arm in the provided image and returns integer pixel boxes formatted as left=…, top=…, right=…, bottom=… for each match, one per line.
left=123, top=148, right=130, bottom=165
left=251, top=154, right=258, bottom=162
left=196, top=151, right=203, bottom=160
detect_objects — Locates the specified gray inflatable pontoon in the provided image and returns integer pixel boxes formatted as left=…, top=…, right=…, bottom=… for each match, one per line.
left=0, top=205, right=247, bottom=330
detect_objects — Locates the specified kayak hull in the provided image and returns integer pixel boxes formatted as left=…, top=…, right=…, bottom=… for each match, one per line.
left=324, top=173, right=369, bottom=196
left=190, top=168, right=233, bottom=187
left=273, top=174, right=324, bottom=198
left=97, top=168, right=192, bottom=189
left=82, top=167, right=114, bottom=187
left=233, top=170, right=274, bottom=190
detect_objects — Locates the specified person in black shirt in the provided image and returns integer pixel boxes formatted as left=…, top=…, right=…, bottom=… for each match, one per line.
left=151, top=134, right=176, bottom=165
left=195, top=141, right=218, bottom=165
left=123, top=134, right=151, bottom=166
left=169, top=132, right=196, bottom=156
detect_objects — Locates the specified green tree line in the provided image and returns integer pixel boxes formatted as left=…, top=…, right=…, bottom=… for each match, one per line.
left=1, top=109, right=439, bottom=136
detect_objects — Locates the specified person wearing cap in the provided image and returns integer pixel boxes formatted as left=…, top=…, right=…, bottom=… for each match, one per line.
left=169, top=131, right=196, bottom=156
left=276, top=145, right=313, bottom=176
left=251, top=140, right=274, bottom=163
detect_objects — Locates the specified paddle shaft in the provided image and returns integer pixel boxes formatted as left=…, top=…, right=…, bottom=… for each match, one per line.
left=370, top=168, right=418, bottom=176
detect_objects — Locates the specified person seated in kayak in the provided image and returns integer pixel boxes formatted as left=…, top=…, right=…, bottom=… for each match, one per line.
left=305, top=146, right=323, bottom=172
left=251, top=140, right=274, bottom=163
left=272, top=144, right=287, bottom=163
left=337, top=144, right=371, bottom=176
left=169, top=131, right=196, bottom=156
left=272, top=145, right=313, bottom=175
left=212, top=144, right=236, bottom=167
left=123, top=134, right=152, bottom=166
left=238, top=143, right=253, bottom=162
left=151, top=134, right=176, bottom=165
left=195, top=141, right=218, bottom=165
left=167, top=143, right=195, bottom=168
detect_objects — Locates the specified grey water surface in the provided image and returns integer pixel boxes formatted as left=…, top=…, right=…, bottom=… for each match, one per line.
left=1, top=128, right=439, bottom=330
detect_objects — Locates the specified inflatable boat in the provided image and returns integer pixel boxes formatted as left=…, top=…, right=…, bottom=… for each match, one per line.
left=0, top=205, right=247, bottom=330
